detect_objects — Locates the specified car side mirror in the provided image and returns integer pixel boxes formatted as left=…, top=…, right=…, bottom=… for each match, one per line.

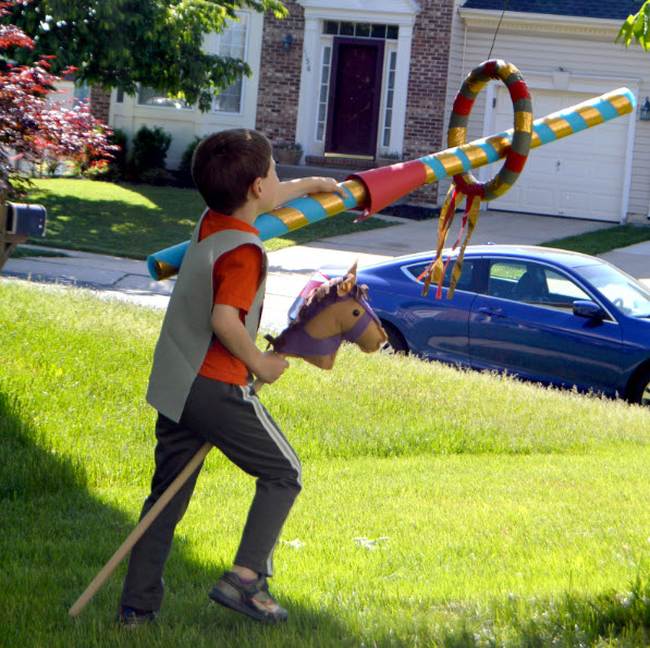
left=573, top=300, right=605, bottom=320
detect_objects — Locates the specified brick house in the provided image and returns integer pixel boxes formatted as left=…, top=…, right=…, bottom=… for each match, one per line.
left=98, top=0, right=648, bottom=221
left=103, top=0, right=454, bottom=205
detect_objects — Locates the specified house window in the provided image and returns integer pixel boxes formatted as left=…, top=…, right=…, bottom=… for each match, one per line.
left=213, top=13, right=248, bottom=113
left=137, top=86, right=192, bottom=109
left=322, top=21, right=398, bottom=40
left=316, top=45, right=332, bottom=142
left=135, top=13, right=248, bottom=112
left=382, top=51, right=397, bottom=148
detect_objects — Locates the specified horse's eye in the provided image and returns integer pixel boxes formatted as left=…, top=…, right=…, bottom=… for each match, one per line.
left=352, top=309, right=361, bottom=317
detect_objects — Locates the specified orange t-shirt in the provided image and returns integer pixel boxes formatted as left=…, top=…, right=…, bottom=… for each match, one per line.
left=197, top=211, right=263, bottom=385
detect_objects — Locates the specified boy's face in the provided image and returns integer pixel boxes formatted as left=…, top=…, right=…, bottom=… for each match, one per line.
left=257, top=157, right=280, bottom=212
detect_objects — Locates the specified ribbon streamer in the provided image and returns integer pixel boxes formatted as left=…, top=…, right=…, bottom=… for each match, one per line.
left=421, top=59, right=533, bottom=299
left=146, top=73, right=635, bottom=284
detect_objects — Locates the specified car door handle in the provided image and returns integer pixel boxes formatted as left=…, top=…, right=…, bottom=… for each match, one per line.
left=477, top=306, right=506, bottom=318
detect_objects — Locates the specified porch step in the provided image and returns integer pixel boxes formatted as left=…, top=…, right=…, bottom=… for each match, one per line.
left=304, top=155, right=376, bottom=170
left=277, top=162, right=356, bottom=182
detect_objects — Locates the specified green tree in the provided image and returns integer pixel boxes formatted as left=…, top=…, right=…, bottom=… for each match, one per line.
left=617, top=1, right=650, bottom=51
left=4, top=0, right=286, bottom=111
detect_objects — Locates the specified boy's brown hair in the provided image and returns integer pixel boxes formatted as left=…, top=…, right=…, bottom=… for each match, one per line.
left=191, top=129, right=272, bottom=214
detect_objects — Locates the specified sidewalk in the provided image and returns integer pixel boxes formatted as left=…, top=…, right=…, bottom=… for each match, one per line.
left=2, top=209, right=649, bottom=332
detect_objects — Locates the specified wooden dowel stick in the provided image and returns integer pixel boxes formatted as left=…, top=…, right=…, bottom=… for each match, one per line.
left=68, top=442, right=212, bottom=617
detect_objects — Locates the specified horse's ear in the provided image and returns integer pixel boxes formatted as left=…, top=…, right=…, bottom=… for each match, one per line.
left=337, top=277, right=354, bottom=296
left=337, top=261, right=358, bottom=296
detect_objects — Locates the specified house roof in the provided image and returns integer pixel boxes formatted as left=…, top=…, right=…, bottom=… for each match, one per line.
left=461, top=1, right=640, bottom=21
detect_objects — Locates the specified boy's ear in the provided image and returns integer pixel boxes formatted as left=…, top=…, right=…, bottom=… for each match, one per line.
left=250, top=176, right=264, bottom=200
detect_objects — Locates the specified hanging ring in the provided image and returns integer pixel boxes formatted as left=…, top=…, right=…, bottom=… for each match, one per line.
left=448, top=59, right=533, bottom=200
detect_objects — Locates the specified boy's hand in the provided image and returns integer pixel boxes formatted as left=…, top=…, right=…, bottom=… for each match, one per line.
left=308, top=176, right=347, bottom=197
left=276, top=176, right=347, bottom=206
left=253, top=351, right=289, bottom=385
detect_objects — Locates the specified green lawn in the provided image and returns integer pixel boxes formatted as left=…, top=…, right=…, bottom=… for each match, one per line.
left=3, top=279, right=650, bottom=646
left=23, top=178, right=650, bottom=264
left=542, top=224, right=650, bottom=255
left=25, top=179, right=397, bottom=258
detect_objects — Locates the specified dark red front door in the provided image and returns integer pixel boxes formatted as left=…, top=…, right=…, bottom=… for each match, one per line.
left=325, top=38, right=384, bottom=157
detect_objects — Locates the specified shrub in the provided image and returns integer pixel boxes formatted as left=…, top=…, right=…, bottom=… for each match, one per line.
left=0, top=3, right=112, bottom=193
left=273, top=140, right=303, bottom=164
left=45, top=156, right=60, bottom=176
left=138, top=167, right=176, bottom=186
left=82, top=164, right=111, bottom=181
left=79, top=128, right=128, bottom=181
left=177, top=135, right=202, bottom=187
left=105, top=128, right=128, bottom=179
left=127, top=125, right=172, bottom=178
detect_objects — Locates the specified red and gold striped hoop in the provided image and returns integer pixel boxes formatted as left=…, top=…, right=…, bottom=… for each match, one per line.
left=449, top=59, right=533, bottom=199
left=421, top=59, right=533, bottom=299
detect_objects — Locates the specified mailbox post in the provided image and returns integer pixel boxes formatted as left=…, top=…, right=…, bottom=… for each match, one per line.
left=0, top=190, right=47, bottom=273
left=0, top=189, right=25, bottom=273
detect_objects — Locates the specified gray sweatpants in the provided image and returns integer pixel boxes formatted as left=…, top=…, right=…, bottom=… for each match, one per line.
left=120, top=375, right=302, bottom=612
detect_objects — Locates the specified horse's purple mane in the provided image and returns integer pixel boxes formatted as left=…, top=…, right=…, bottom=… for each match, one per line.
left=265, top=276, right=371, bottom=356
left=296, top=277, right=369, bottom=323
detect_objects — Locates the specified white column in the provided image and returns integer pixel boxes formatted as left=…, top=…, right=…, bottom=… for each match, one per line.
left=391, top=23, right=414, bottom=155
left=295, top=16, right=322, bottom=157
left=622, top=105, right=636, bottom=224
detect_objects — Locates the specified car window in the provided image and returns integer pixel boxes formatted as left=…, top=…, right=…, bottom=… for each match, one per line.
left=487, top=260, right=591, bottom=311
left=405, top=259, right=476, bottom=291
left=579, top=264, right=650, bottom=318
left=487, top=261, right=527, bottom=299
left=543, top=269, right=590, bottom=308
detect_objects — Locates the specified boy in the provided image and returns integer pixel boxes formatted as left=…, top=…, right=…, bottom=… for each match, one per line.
left=118, top=129, right=343, bottom=626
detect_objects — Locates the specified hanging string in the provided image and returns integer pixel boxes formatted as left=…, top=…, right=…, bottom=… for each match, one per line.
left=487, top=0, right=510, bottom=59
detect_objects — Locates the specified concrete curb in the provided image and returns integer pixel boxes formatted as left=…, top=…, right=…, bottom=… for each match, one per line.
left=2, top=210, right=649, bottom=330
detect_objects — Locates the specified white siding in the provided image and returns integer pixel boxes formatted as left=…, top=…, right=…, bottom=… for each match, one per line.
left=439, top=0, right=474, bottom=199
left=445, top=5, right=650, bottom=219
left=492, top=88, right=628, bottom=221
left=109, top=11, right=264, bottom=170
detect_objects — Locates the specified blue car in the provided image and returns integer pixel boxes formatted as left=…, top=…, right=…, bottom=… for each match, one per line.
left=292, top=245, right=650, bottom=406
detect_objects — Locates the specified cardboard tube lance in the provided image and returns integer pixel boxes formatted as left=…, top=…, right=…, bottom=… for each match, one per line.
left=147, top=86, right=636, bottom=281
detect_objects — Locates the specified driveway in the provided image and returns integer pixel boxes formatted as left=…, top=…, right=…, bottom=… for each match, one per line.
left=2, top=209, right=648, bottom=332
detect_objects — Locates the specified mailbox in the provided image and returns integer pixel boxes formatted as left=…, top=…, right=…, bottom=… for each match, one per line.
left=5, top=202, right=47, bottom=238
left=0, top=197, right=48, bottom=272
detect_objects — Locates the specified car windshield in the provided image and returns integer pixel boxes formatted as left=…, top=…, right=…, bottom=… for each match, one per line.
left=579, top=264, right=650, bottom=317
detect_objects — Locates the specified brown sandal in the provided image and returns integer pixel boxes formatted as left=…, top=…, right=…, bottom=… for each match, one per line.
left=209, top=571, right=288, bottom=624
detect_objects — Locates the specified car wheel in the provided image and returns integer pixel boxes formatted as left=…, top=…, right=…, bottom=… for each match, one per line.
left=628, top=367, right=650, bottom=407
left=381, top=321, right=408, bottom=355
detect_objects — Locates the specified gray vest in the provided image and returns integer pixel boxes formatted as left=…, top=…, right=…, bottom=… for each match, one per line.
left=147, top=211, right=267, bottom=422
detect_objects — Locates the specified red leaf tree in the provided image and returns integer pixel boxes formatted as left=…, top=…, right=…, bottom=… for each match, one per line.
left=0, top=0, right=113, bottom=195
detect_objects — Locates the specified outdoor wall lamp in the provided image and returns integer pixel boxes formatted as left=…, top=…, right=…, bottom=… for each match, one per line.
left=640, top=97, right=650, bottom=121
left=282, top=33, right=294, bottom=51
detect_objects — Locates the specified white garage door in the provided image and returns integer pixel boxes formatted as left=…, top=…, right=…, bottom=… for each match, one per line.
left=488, top=88, right=629, bottom=222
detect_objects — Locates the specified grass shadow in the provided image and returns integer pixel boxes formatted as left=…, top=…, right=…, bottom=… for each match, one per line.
left=28, top=183, right=202, bottom=259
left=26, top=181, right=397, bottom=259
left=434, top=583, right=650, bottom=647
left=0, top=388, right=353, bottom=647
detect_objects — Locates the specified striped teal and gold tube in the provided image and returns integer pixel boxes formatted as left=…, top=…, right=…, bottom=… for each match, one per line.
left=147, top=86, right=635, bottom=281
